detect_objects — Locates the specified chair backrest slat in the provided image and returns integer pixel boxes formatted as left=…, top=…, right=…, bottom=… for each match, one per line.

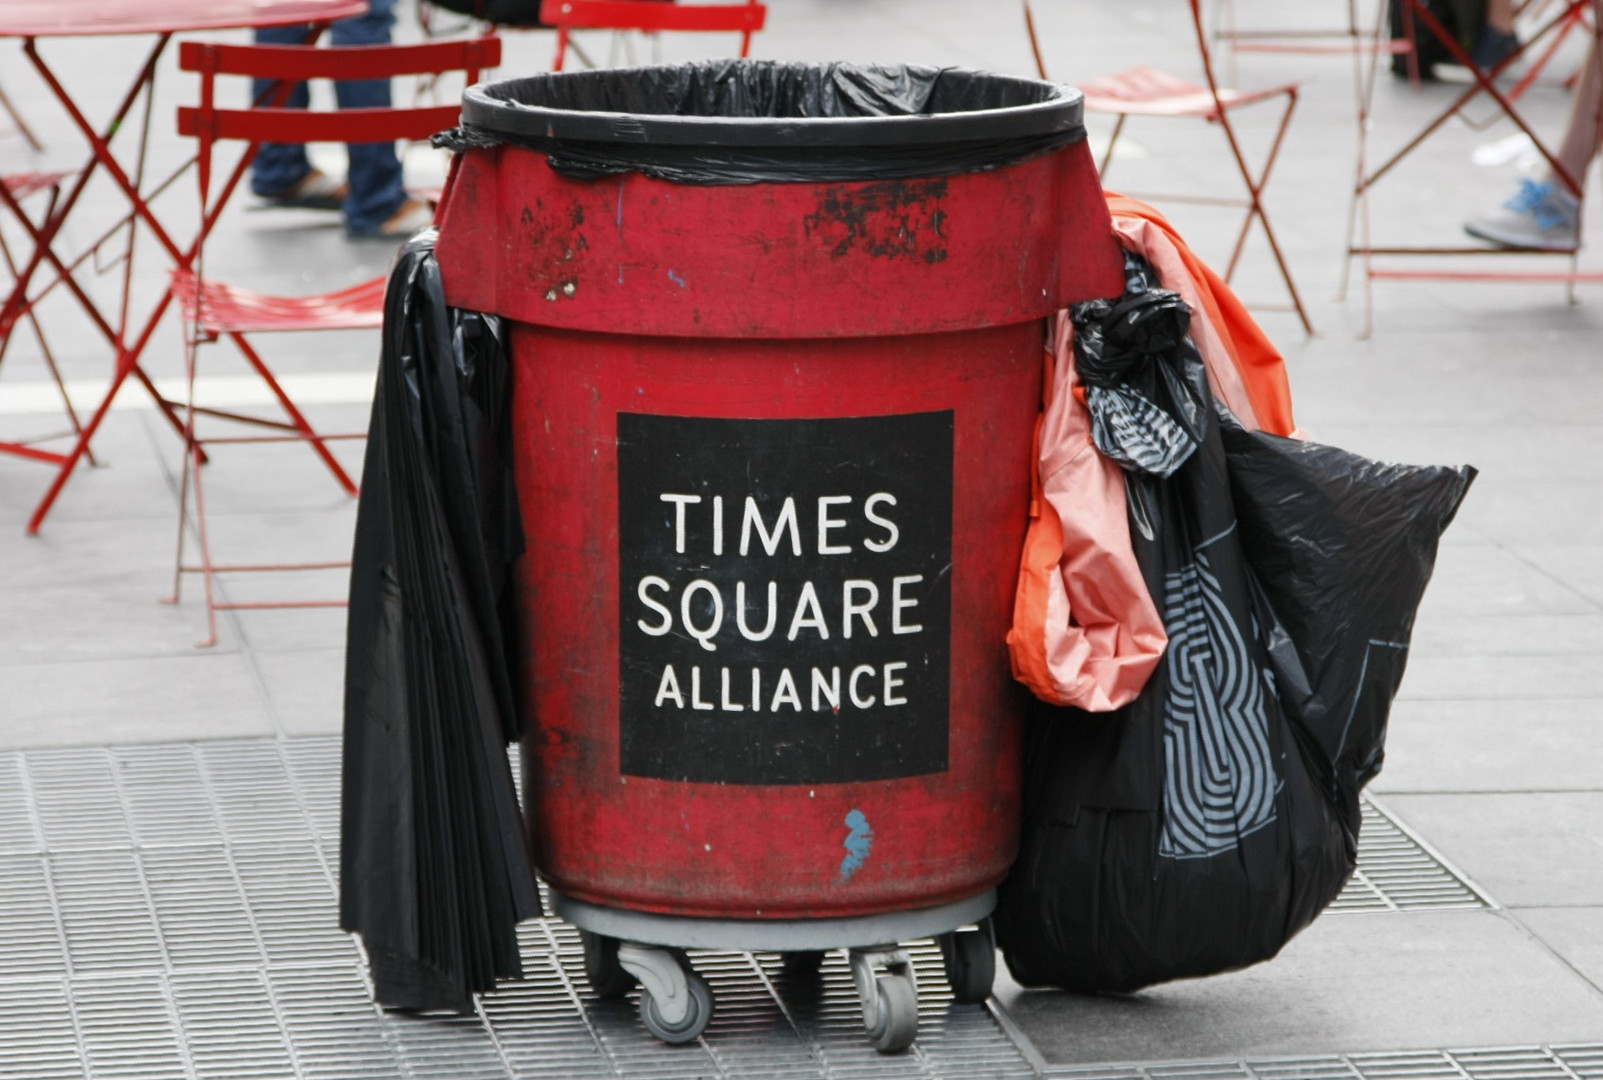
left=178, top=104, right=465, bottom=146
left=537, top=0, right=766, bottom=34
left=178, top=38, right=501, bottom=82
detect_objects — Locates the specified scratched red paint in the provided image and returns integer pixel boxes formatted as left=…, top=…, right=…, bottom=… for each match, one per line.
left=433, top=138, right=1124, bottom=919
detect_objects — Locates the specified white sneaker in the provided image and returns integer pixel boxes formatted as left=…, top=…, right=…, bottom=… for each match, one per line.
left=1464, top=179, right=1581, bottom=252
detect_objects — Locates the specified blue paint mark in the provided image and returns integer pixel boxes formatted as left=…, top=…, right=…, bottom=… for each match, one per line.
left=667, top=269, right=688, bottom=289
left=839, top=809, right=874, bottom=881
left=616, top=181, right=625, bottom=229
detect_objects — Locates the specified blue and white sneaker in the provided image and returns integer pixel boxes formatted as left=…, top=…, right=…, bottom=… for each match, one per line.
left=1465, top=178, right=1581, bottom=251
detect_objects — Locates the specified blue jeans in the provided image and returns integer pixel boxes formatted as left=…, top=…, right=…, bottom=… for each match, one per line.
left=250, top=0, right=405, bottom=234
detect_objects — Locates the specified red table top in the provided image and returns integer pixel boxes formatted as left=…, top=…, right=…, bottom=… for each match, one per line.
left=0, top=0, right=370, bottom=38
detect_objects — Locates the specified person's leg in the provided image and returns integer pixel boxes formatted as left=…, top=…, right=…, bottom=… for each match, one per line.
left=1553, top=18, right=1603, bottom=192
left=1464, top=22, right=1598, bottom=250
left=329, top=0, right=410, bottom=233
left=249, top=23, right=317, bottom=199
left=1473, top=0, right=1521, bottom=69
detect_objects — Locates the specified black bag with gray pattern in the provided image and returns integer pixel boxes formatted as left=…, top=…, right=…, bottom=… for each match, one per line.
left=994, top=254, right=1475, bottom=992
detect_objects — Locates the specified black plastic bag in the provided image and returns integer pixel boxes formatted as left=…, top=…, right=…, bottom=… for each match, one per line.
left=1222, top=415, right=1475, bottom=830
left=341, top=229, right=540, bottom=1014
left=994, top=256, right=1474, bottom=993
left=1071, top=250, right=1210, bottom=478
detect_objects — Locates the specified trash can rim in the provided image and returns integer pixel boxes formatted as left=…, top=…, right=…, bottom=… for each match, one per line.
left=459, top=65, right=1086, bottom=149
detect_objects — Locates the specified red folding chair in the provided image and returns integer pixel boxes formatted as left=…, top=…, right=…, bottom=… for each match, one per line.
left=1347, top=0, right=1602, bottom=334
left=1, top=170, right=95, bottom=469
left=168, top=35, right=501, bottom=646
left=538, top=0, right=766, bottom=71
left=1026, top=0, right=1313, bottom=334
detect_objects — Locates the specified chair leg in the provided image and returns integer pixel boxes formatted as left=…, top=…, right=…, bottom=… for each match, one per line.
left=0, top=196, right=101, bottom=466
left=553, top=27, right=570, bottom=71
left=189, top=435, right=222, bottom=649
left=227, top=331, right=359, bottom=496
left=164, top=433, right=194, bottom=608
left=163, top=331, right=222, bottom=647
left=1216, top=91, right=1314, bottom=334
left=0, top=80, right=43, bottom=152
left=1098, top=114, right=1128, bottom=178
left=1218, top=96, right=1293, bottom=280
left=21, top=310, right=97, bottom=465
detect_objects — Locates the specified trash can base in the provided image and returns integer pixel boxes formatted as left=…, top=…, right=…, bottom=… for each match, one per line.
left=551, top=889, right=994, bottom=952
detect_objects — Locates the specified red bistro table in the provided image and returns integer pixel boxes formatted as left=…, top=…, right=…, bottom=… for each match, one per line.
left=0, top=0, right=368, bottom=533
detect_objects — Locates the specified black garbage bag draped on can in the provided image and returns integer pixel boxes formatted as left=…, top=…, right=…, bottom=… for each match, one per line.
left=994, top=253, right=1475, bottom=993
left=342, top=230, right=540, bottom=1014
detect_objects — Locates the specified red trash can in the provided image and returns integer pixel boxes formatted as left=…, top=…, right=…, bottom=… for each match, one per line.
left=432, top=60, right=1124, bottom=1051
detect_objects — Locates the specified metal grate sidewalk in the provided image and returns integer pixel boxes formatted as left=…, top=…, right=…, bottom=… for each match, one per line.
left=1328, top=797, right=1493, bottom=914
left=1041, top=1044, right=1603, bottom=1079
left=0, top=737, right=1036, bottom=1080
left=0, top=736, right=1497, bottom=1080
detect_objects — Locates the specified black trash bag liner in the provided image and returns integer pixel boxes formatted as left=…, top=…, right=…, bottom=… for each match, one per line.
left=994, top=266, right=1474, bottom=993
left=425, top=0, right=547, bottom=26
left=436, top=58, right=1088, bottom=184
left=342, top=228, right=540, bottom=1014
left=1071, top=250, right=1209, bottom=478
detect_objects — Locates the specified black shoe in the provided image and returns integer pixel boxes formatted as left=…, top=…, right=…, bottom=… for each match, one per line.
left=1472, top=26, right=1520, bottom=71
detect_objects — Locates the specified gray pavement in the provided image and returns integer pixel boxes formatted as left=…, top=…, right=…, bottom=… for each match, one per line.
left=3, top=0, right=1602, bottom=1075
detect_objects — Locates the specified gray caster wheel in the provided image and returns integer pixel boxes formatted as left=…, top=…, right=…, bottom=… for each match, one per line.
left=938, top=918, right=996, bottom=1004
left=850, top=945, right=919, bottom=1054
left=639, top=967, right=713, bottom=1045
left=867, top=972, right=918, bottom=1054
left=580, top=930, right=637, bottom=1000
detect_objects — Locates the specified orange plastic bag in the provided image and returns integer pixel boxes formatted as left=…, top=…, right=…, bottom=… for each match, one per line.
left=1007, top=195, right=1298, bottom=710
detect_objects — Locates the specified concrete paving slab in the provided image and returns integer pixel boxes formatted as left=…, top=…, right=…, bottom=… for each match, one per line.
left=1382, top=793, right=1603, bottom=906
left=173, top=439, right=367, bottom=518
left=0, top=517, right=223, bottom=664
left=1448, top=489, right=1603, bottom=549
left=192, top=507, right=360, bottom=569
left=232, top=604, right=349, bottom=655
left=1515, top=908, right=1603, bottom=993
left=1301, top=425, right=1603, bottom=483
left=0, top=514, right=179, bottom=593
left=0, top=582, right=214, bottom=665
left=1409, top=544, right=1599, bottom=618
left=0, top=415, right=180, bottom=529
left=1375, top=697, right=1603, bottom=794
left=1408, top=613, right=1603, bottom=658
left=0, top=653, right=276, bottom=749
left=1277, top=332, right=1603, bottom=429
left=254, top=648, right=346, bottom=736
left=1398, top=653, right=1603, bottom=701
left=1519, top=546, right=1603, bottom=609
left=994, top=909, right=1603, bottom=1064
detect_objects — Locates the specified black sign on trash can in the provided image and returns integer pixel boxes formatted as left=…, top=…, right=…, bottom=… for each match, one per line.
left=617, top=410, right=954, bottom=785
